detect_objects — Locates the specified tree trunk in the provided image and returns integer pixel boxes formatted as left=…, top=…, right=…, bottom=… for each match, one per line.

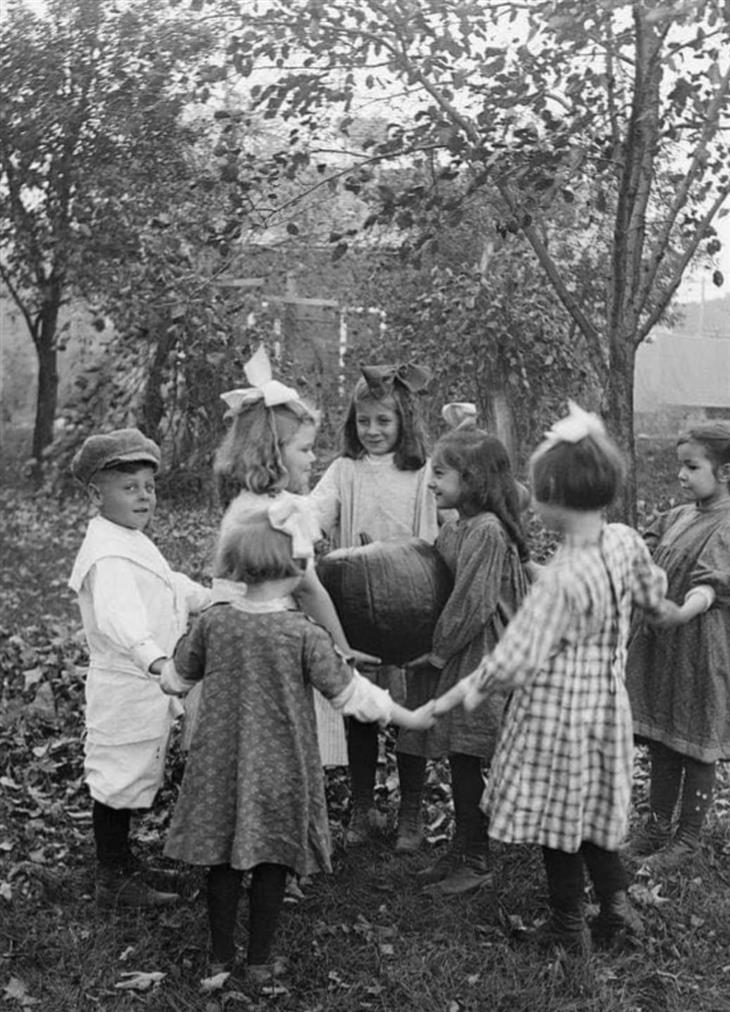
left=31, top=299, right=61, bottom=472
left=603, top=328, right=637, bottom=525
left=142, top=325, right=178, bottom=443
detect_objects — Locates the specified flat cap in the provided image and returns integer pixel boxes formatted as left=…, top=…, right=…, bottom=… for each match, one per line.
left=71, top=428, right=161, bottom=485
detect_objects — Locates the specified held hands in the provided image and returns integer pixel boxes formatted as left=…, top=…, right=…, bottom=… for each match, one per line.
left=402, top=700, right=437, bottom=731
left=159, top=659, right=196, bottom=697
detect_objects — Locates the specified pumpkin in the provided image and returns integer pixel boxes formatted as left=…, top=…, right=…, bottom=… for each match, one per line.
left=317, top=538, right=453, bottom=666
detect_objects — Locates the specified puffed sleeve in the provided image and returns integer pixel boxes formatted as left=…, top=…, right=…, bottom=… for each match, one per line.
left=691, top=524, right=730, bottom=606
left=172, top=614, right=207, bottom=683
left=173, top=572, right=212, bottom=613
left=88, top=558, right=166, bottom=674
left=430, top=520, right=511, bottom=667
left=302, top=624, right=395, bottom=723
left=309, top=458, right=343, bottom=536
left=412, top=462, right=439, bottom=544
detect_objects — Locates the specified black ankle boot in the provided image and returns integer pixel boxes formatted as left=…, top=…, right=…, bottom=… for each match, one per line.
left=96, top=863, right=180, bottom=909
left=534, top=905, right=591, bottom=956
left=593, top=890, right=644, bottom=948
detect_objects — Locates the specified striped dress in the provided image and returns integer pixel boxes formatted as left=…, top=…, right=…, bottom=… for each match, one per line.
left=462, top=523, right=667, bottom=853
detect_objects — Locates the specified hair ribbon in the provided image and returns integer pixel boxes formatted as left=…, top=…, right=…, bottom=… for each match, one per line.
left=541, top=401, right=606, bottom=450
left=360, top=362, right=431, bottom=398
left=442, top=402, right=477, bottom=429
left=221, top=345, right=301, bottom=417
left=268, top=497, right=314, bottom=560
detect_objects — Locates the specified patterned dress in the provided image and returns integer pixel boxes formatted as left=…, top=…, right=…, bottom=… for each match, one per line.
left=212, top=488, right=348, bottom=767
left=626, top=499, right=730, bottom=763
left=399, top=511, right=529, bottom=760
left=462, top=523, right=667, bottom=852
left=164, top=603, right=355, bottom=876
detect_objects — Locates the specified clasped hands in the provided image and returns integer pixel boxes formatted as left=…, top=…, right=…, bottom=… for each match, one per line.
left=404, top=653, right=485, bottom=719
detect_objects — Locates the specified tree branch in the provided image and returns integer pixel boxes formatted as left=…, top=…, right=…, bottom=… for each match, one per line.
left=641, top=59, right=730, bottom=307
left=637, top=185, right=730, bottom=343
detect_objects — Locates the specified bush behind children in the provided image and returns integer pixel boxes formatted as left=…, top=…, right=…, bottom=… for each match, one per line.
left=67, top=361, right=730, bottom=986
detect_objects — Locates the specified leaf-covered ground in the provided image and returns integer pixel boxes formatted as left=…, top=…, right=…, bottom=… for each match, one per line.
left=3, top=445, right=730, bottom=1012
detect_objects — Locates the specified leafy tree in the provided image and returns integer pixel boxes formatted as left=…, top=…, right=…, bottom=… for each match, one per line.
left=336, top=173, right=599, bottom=464
left=0, top=0, right=217, bottom=469
left=216, top=0, right=730, bottom=519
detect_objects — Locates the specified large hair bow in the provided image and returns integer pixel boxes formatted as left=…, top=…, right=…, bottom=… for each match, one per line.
left=541, top=401, right=606, bottom=450
left=442, top=402, right=477, bottom=429
left=268, top=497, right=314, bottom=561
left=220, top=345, right=301, bottom=417
left=360, top=362, right=431, bottom=399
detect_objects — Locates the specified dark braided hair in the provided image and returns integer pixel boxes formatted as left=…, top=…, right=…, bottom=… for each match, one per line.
left=434, top=425, right=529, bottom=562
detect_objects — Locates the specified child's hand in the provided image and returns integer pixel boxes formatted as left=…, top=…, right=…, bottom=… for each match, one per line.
left=159, top=659, right=196, bottom=696
left=433, top=681, right=468, bottom=716
left=348, top=648, right=382, bottom=669
left=647, top=599, right=684, bottom=628
left=405, top=700, right=437, bottom=730
left=404, top=652, right=433, bottom=671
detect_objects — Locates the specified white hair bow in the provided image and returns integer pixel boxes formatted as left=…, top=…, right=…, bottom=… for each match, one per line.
left=220, top=345, right=301, bottom=416
left=542, top=401, right=606, bottom=449
left=268, top=497, right=314, bottom=561
left=442, top=402, right=477, bottom=429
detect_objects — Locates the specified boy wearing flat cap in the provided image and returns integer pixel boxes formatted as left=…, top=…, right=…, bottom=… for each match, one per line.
left=69, top=428, right=211, bottom=908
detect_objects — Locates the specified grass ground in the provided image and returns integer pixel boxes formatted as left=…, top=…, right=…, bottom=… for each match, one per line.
left=2, top=439, right=730, bottom=1012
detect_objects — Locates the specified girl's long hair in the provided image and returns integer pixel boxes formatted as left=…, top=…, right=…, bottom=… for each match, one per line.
left=340, top=377, right=428, bottom=470
left=435, top=425, right=529, bottom=561
left=213, top=399, right=318, bottom=506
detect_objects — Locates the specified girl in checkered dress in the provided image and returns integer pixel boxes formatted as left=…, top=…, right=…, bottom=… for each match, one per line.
left=434, top=404, right=670, bottom=952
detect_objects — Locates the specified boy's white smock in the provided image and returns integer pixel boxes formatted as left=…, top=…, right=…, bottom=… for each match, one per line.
left=69, top=515, right=211, bottom=745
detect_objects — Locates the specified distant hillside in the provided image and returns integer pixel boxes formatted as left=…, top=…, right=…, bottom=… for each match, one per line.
left=675, top=293, right=730, bottom=338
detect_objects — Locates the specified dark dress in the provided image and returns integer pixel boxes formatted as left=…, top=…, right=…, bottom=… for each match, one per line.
left=399, top=511, right=529, bottom=760
left=626, top=499, right=730, bottom=763
left=164, top=604, right=352, bottom=876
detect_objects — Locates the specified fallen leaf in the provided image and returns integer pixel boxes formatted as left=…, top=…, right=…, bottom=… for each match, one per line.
left=23, top=667, right=44, bottom=690
left=3, top=977, right=40, bottom=1007
left=115, top=970, right=166, bottom=991
left=200, top=969, right=230, bottom=993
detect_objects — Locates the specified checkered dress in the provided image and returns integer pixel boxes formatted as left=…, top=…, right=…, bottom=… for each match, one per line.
left=465, top=523, right=667, bottom=853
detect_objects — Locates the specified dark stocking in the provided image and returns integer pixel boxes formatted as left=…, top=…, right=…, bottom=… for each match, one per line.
left=449, top=752, right=487, bottom=855
left=347, top=718, right=379, bottom=806
left=207, top=864, right=243, bottom=965
left=678, top=757, right=716, bottom=841
left=92, top=801, right=131, bottom=867
left=648, top=741, right=684, bottom=822
left=581, top=842, right=628, bottom=902
left=247, top=863, right=289, bottom=966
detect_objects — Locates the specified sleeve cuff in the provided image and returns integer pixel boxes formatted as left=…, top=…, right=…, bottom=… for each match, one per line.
left=132, top=641, right=167, bottom=675
left=685, top=585, right=715, bottom=612
left=330, top=673, right=394, bottom=723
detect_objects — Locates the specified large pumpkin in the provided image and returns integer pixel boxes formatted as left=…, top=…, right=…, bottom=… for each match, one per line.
left=317, top=538, right=453, bottom=666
